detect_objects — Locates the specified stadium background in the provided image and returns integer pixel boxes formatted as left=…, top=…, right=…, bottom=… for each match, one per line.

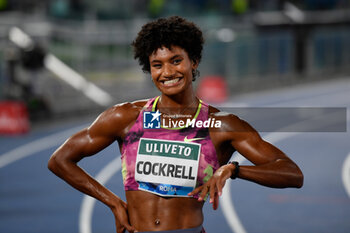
left=0, top=1, right=350, bottom=233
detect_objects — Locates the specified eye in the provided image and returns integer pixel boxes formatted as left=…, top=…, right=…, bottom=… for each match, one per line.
left=152, top=63, right=162, bottom=69
left=173, top=59, right=182, bottom=65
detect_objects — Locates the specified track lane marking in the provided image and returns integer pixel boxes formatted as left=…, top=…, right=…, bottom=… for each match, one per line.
left=342, top=152, right=350, bottom=198
left=222, top=107, right=349, bottom=233
left=221, top=132, right=299, bottom=233
left=0, top=125, right=87, bottom=169
left=79, top=157, right=121, bottom=233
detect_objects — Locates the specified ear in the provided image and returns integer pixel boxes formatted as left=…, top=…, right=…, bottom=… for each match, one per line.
left=192, top=60, right=199, bottom=70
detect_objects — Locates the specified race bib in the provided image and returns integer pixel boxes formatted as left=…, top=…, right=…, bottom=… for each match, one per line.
left=135, top=138, right=201, bottom=197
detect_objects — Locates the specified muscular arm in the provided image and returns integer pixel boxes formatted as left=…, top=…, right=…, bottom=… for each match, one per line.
left=191, top=113, right=303, bottom=209
left=48, top=102, right=142, bottom=232
left=48, top=123, right=118, bottom=207
left=219, top=114, right=303, bottom=188
left=229, top=118, right=303, bottom=188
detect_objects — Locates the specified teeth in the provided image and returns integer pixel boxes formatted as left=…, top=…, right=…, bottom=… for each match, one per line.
left=164, top=78, right=180, bottom=85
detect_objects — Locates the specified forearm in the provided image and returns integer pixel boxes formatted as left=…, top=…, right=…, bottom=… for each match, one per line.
left=48, top=155, right=121, bottom=209
left=233, top=159, right=303, bottom=188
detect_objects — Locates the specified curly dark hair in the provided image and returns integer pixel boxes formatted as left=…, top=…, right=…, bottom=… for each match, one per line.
left=132, top=16, right=204, bottom=78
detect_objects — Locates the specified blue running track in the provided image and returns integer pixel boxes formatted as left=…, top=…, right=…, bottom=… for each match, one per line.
left=1, top=78, right=349, bottom=233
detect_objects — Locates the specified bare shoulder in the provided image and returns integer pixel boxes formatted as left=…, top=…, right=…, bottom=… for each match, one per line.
left=88, top=99, right=149, bottom=139
left=113, top=99, right=148, bottom=115
left=98, top=99, right=147, bottom=121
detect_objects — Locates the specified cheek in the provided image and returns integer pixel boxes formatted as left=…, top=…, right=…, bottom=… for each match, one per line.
left=151, top=75, right=158, bottom=84
left=183, top=66, right=193, bottom=79
left=183, top=63, right=193, bottom=74
left=150, top=69, right=160, bottom=79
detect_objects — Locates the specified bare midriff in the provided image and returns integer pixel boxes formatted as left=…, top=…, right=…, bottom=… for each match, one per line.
left=126, top=191, right=204, bottom=232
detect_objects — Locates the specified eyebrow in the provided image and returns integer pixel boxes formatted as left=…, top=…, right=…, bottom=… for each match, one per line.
left=150, top=54, right=183, bottom=63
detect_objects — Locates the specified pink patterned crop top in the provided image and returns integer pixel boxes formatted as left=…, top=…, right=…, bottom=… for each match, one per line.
left=121, top=96, right=220, bottom=197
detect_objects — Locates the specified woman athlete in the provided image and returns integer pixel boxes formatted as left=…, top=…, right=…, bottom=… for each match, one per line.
left=48, top=16, right=303, bottom=233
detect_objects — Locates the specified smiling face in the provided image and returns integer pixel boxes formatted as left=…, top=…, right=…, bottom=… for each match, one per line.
left=149, top=45, right=198, bottom=96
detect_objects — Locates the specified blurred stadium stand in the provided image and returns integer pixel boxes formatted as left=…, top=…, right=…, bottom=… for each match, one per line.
left=0, top=0, right=350, bottom=123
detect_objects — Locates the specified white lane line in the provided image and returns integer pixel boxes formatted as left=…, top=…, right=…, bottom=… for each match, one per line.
left=221, top=132, right=299, bottom=233
left=342, top=152, right=350, bottom=198
left=79, top=156, right=121, bottom=233
left=222, top=155, right=248, bottom=233
left=0, top=125, right=87, bottom=169
left=221, top=105, right=348, bottom=233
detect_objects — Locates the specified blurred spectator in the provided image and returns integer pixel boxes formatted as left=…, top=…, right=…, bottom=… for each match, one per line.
left=49, top=0, right=70, bottom=18
left=231, top=0, right=248, bottom=14
left=148, top=0, right=165, bottom=18
left=0, top=0, right=8, bottom=11
left=305, top=0, right=340, bottom=10
left=49, top=0, right=85, bottom=19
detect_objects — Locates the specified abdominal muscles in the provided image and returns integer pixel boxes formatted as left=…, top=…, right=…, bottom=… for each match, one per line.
left=126, top=190, right=204, bottom=231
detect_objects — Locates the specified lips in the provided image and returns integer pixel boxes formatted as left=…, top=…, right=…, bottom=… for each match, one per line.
left=164, top=78, right=179, bottom=85
left=161, top=77, right=183, bottom=87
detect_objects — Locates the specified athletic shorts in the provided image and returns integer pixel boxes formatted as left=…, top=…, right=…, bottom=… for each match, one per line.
left=136, top=225, right=206, bottom=233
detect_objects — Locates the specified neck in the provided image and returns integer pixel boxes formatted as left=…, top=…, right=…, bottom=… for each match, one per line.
left=158, top=89, right=199, bottom=115
left=159, top=92, right=198, bottom=108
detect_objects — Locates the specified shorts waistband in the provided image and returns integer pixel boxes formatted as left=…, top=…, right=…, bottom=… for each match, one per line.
left=139, top=225, right=203, bottom=233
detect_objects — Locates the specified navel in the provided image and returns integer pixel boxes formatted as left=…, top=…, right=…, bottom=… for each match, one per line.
left=155, top=218, right=160, bottom=225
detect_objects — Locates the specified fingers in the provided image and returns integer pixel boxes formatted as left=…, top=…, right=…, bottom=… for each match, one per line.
left=124, top=223, right=136, bottom=233
left=212, top=192, right=219, bottom=210
left=198, top=185, right=209, bottom=201
left=190, top=184, right=220, bottom=210
left=116, top=224, right=125, bottom=233
left=209, top=182, right=216, bottom=204
left=113, top=202, right=137, bottom=233
left=187, top=185, right=203, bottom=197
left=216, top=178, right=226, bottom=197
left=188, top=181, right=217, bottom=202
left=188, top=167, right=231, bottom=206
left=116, top=219, right=136, bottom=233
left=118, top=213, right=136, bottom=233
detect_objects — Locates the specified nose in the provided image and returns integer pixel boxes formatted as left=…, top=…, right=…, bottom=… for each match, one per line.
left=163, top=64, right=175, bottom=78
